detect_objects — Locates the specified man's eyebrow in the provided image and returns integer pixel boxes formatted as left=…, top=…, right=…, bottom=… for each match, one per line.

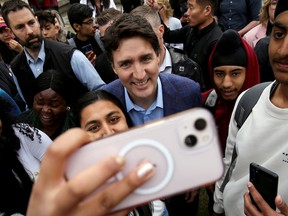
left=214, top=69, right=224, bottom=73
left=273, top=21, right=288, bottom=31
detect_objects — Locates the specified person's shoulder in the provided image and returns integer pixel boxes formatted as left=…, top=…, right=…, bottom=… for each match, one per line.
left=243, top=23, right=266, bottom=40
left=255, top=36, right=270, bottom=49
left=200, top=21, right=222, bottom=41
left=169, top=16, right=181, bottom=24
left=202, top=89, right=215, bottom=102
left=102, top=79, right=123, bottom=94
left=44, top=38, right=75, bottom=50
left=159, top=73, right=200, bottom=90
left=160, top=73, right=194, bottom=82
left=13, top=122, right=51, bottom=142
left=210, top=23, right=222, bottom=36
left=10, top=50, right=24, bottom=67
left=12, top=123, right=37, bottom=136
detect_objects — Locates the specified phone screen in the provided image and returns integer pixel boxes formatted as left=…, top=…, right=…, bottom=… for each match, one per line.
left=82, top=44, right=93, bottom=53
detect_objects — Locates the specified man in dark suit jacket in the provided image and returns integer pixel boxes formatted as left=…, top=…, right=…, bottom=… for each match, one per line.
left=103, top=73, right=201, bottom=120
left=102, top=14, right=201, bottom=215
left=102, top=13, right=201, bottom=125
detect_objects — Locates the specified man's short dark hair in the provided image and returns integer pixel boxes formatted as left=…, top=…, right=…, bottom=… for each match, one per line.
left=1, top=0, right=34, bottom=27
left=67, top=3, right=93, bottom=32
left=96, top=8, right=122, bottom=27
left=35, top=10, right=57, bottom=27
left=196, top=0, right=218, bottom=13
left=102, top=13, right=161, bottom=64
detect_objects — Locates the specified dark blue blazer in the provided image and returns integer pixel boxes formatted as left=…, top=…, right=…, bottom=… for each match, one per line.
left=102, top=73, right=202, bottom=117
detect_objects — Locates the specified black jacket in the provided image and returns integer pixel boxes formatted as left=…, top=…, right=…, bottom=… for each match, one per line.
left=0, top=61, right=25, bottom=110
left=163, top=20, right=222, bottom=91
left=11, top=39, right=89, bottom=108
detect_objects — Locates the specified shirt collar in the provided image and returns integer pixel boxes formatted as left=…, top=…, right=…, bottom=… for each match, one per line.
left=125, top=77, right=163, bottom=112
left=159, top=46, right=172, bottom=73
left=195, top=19, right=217, bottom=36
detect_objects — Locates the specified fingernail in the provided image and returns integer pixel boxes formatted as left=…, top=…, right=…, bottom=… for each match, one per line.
left=115, top=156, right=125, bottom=166
left=137, top=162, right=154, bottom=178
left=247, top=182, right=252, bottom=188
left=276, top=195, right=283, bottom=204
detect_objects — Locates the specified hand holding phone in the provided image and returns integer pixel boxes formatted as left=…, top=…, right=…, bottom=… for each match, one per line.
left=66, top=108, right=224, bottom=212
left=82, top=44, right=96, bottom=65
left=249, top=162, right=279, bottom=210
left=82, top=44, right=93, bottom=53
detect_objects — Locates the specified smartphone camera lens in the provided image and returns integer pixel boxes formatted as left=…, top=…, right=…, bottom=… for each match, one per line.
left=185, top=135, right=197, bottom=147
left=195, top=118, right=207, bottom=131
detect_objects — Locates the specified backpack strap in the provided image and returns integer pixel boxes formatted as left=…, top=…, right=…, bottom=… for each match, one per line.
left=203, top=89, right=218, bottom=115
left=219, top=82, right=271, bottom=192
left=68, top=34, right=105, bottom=53
left=68, top=37, right=76, bottom=47
left=234, top=82, right=271, bottom=128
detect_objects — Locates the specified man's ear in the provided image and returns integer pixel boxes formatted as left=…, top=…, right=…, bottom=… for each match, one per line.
left=113, top=66, right=118, bottom=75
left=204, top=5, right=212, bottom=15
left=73, top=23, right=81, bottom=32
left=159, top=24, right=164, bottom=37
left=55, top=24, right=60, bottom=31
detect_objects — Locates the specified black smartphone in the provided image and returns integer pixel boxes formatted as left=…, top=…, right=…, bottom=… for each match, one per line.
left=82, top=44, right=93, bottom=53
left=249, top=162, right=279, bottom=210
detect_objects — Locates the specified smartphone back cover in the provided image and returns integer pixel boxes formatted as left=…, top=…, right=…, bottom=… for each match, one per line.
left=66, top=108, right=224, bottom=211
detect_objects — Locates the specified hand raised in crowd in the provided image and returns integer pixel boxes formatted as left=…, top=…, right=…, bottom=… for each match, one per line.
left=85, top=50, right=97, bottom=66
left=146, top=0, right=156, bottom=8
left=244, top=182, right=288, bottom=216
left=7, top=39, right=23, bottom=53
left=26, top=128, right=155, bottom=216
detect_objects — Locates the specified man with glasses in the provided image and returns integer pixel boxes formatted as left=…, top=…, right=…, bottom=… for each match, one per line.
left=67, top=3, right=105, bottom=67
left=1, top=0, right=105, bottom=109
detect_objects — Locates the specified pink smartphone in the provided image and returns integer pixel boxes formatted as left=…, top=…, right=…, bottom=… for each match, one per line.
left=65, top=108, right=224, bottom=211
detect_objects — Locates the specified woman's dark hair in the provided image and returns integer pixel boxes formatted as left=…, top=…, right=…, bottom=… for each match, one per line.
left=73, top=90, right=133, bottom=127
left=0, top=91, right=42, bottom=215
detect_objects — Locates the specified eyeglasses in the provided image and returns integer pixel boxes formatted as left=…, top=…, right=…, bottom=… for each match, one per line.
left=81, top=19, right=94, bottom=25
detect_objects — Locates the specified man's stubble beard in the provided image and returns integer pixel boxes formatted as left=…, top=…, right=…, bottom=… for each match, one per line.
left=16, top=32, right=43, bottom=50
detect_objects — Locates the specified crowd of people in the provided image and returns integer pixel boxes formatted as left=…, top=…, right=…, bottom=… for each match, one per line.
left=0, top=0, right=288, bottom=215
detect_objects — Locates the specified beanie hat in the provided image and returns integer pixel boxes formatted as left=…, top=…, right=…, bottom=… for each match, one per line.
left=212, top=29, right=247, bottom=68
left=0, top=16, right=7, bottom=28
left=274, top=0, right=288, bottom=19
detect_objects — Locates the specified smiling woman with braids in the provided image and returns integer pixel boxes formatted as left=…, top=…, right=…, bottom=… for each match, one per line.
left=0, top=90, right=52, bottom=215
